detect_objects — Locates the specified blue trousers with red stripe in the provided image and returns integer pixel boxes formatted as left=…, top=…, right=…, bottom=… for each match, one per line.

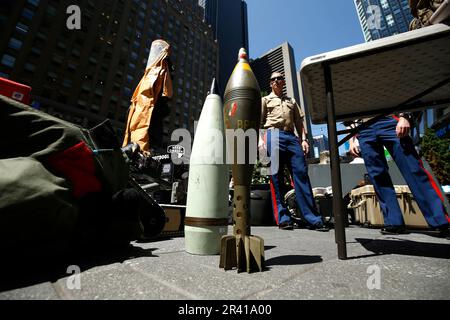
left=267, top=130, right=323, bottom=226
left=358, top=116, right=448, bottom=228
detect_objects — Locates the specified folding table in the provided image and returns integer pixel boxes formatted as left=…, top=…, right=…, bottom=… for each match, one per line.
left=299, top=23, right=450, bottom=259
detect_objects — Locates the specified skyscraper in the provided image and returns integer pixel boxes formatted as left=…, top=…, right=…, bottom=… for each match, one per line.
left=251, top=42, right=314, bottom=156
left=0, top=0, right=218, bottom=150
left=354, top=0, right=413, bottom=41
left=313, top=135, right=330, bottom=159
left=202, top=0, right=248, bottom=95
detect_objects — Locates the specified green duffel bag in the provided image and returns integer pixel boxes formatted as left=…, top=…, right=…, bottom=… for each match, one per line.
left=0, top=95, right=138, bottom=255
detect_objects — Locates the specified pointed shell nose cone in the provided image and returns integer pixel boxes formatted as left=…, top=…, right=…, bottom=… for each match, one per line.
left=209, top=78, right=219, bottom=96
left=238, top=48, right=248, bottom=61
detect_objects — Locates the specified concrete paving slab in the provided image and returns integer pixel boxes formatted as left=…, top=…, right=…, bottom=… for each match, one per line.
left=0, top=282, right=60, bottom=300
left=0, top=226, right=448, bottom=300
left=53, top=263, right=190, bottom=300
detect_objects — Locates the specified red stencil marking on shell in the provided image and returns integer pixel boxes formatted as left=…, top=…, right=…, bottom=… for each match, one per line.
left=230, top=102, right=238, bottom=117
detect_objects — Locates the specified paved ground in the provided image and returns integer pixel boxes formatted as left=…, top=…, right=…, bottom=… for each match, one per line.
left=0, top=226, right=449, bottom=300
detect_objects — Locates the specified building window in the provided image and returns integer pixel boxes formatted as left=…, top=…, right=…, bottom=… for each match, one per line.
left=72, top=49, right=81, bottom=58
left=15, top=22, right=29, bottom=34
left=8, top=38, right=22, bottom=50
left=57, top=42, right=67, bottom=50
left=36, top=32, right=47, bottom=41
left=22, top=8, right=34, bottom=20
left=386, top=14, right=395, bottom=27
left=62, top=79, right=72, bottom=88
left=1, top=54, right=16, bottom=67
left=82, top=83, right=91, bottom=92
left=78, top=99, right=87, bottom=108
left=380, top=0, right=389, bottom=9
left=68, top=62, right=77, bottom=71
left=27, top=0, right=40, bottom=6
left=52, top=54, right=64, bottom=65
left=31, top=47, right=41, bottom=56
left=24, top=63, right=35, bottom=72
left=124, top=87, right=132, bottom=97
left=47, top=71, right=57, bottom=82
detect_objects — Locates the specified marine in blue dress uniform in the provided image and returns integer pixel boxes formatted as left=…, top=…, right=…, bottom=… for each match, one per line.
left=349, top=113, right=449, bottom=236
left=260, top=72, right=328, bottom=231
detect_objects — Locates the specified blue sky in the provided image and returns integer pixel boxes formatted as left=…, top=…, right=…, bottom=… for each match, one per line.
left=245, top=0, right=365, bottom=142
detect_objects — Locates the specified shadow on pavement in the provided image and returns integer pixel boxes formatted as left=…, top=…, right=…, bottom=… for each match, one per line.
left=136, top=236, right=180, bottom=243
left=0, top=243, right=157, bottom=293
left=265, top=255, right=322, bottom=267
left=354, top=238, right=450, bottom=260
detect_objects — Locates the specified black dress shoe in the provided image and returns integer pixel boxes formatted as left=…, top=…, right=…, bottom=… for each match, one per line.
left=307, top=223, right=330, bottom=232
left=437, top=224, right=450, bottom=239
left=278, top=222, right=294, bottom=230
left=380, top=226, right=406, bottom=235
left=324, top=221, right=335, bottom=229
left=314, top=225, right=330, bottom=232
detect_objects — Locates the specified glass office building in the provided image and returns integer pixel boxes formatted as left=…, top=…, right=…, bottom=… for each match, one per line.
left=202, top=0, right=248, bottom=95
left=354, top=0, right=414, bottom=41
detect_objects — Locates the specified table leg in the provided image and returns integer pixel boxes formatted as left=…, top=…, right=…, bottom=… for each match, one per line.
left=324, top=64, right=347, bottom=260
